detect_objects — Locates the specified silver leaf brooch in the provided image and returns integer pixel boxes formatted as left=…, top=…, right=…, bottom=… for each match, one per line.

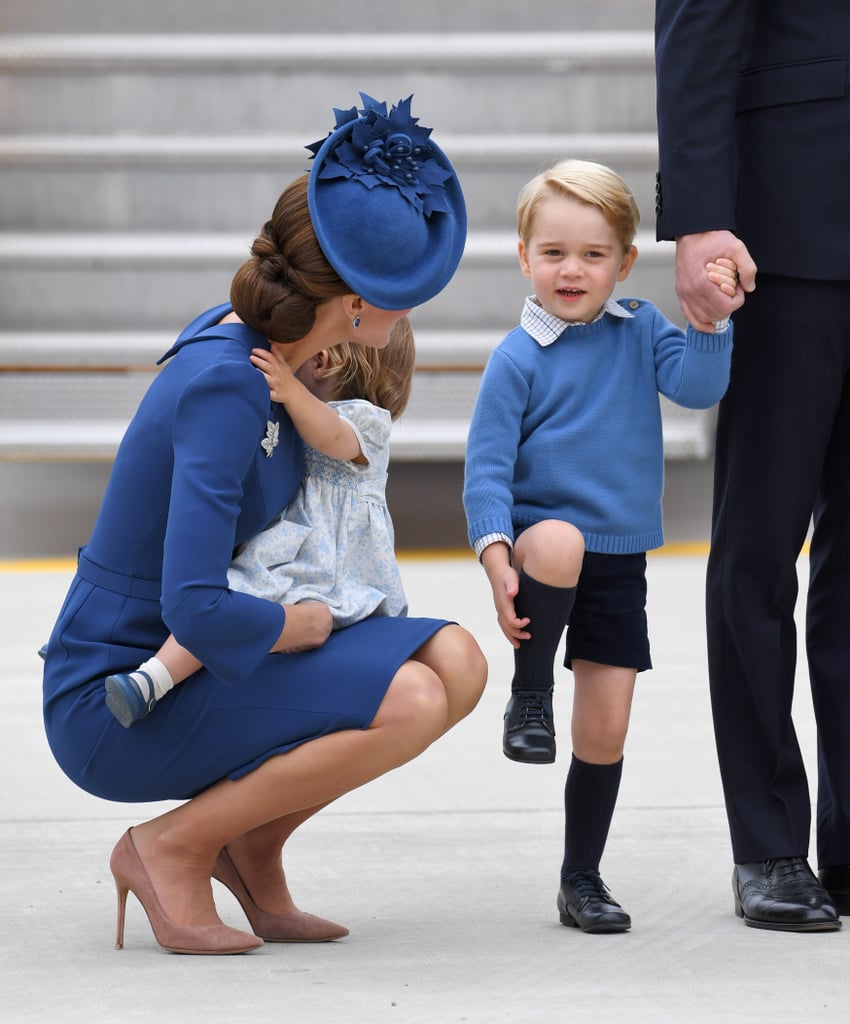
left=261, top=420, right=279, bottom=458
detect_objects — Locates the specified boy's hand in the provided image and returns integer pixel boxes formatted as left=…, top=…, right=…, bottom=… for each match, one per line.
left=706, top=257, right=739, bottom=298
left=250, top=346, right=295, bottom=404
left=491, top=566, right=532, bottom=648
left=481, top=541, right=531, bottom=647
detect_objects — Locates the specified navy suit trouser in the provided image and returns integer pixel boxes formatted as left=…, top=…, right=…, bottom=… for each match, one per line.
left=707, top=273, right=850, bottom=866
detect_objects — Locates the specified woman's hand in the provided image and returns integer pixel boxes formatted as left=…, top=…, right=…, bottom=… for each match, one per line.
left=274, top=601, right=333, bottom=653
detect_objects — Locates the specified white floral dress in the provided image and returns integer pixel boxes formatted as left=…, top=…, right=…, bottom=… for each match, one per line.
left=227, top=399, right=407, bottom=628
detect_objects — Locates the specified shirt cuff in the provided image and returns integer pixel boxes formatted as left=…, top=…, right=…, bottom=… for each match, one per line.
left=474, top=532, right=513, bottom=560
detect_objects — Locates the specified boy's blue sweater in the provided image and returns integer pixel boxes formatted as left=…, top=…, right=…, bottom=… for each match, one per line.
left=463, top=299, right=733, bottom=555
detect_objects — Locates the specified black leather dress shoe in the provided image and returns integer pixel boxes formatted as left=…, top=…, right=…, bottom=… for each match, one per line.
left=733, top=858, right=841, bottom=931
left=557, top=871, right=631, bottom=933
left=502, top=689, right=555, bottom=764
left=818, top=865, right=850, bottom=915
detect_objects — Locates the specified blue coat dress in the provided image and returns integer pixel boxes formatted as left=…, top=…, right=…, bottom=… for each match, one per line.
left=41, top=304, right=447, bottom=803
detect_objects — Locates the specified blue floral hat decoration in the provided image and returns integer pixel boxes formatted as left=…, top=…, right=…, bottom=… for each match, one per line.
left=306, top=93, right=467, bottom=310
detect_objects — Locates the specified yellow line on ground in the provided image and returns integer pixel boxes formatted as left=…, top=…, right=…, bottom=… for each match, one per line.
left=0, top=557, right=77, bottom=573
left=2, top=544, right=711, bottom=573
left=652, top=541, right=710, bottom=557
left=3, top=541, right=814, bottom=574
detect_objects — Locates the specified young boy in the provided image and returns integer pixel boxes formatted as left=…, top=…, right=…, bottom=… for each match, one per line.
left=463, top=159, right=737, bottom=933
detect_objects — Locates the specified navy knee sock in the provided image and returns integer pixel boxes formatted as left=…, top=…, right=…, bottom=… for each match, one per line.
left=561, top=754, right=623, bottom=882
left=511, top=569, right=576, bottom=694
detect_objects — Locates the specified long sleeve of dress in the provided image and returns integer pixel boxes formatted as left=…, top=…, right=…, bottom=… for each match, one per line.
left=161, top=359, right=286, bottom=683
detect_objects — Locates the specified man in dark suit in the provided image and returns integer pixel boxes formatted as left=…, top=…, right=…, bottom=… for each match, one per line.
left=655, top=0, right=850, bottom=931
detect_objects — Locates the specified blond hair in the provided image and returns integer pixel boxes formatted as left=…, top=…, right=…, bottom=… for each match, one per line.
left=517, top=159, right=640, bottom=251
left=319, top=316, right=415, bottom=421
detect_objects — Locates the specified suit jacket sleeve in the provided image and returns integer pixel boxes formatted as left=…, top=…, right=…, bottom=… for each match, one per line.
left=655, top=0, right=752, bottom=240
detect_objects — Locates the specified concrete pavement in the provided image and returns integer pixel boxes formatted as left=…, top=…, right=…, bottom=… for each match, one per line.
left=1, top=552, right=846, bottom=1024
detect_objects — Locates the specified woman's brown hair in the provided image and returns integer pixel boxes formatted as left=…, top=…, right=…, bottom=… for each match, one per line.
left=230, top=174, right=351, bottom=343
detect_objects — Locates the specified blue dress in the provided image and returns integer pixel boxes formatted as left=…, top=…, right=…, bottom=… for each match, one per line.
left=227, top=399, right=408, bottom=627
left=41, top=305, right=447, bottom=803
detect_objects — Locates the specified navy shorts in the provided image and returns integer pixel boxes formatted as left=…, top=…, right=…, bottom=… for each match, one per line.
left=564, top=551, right=652, bottom=672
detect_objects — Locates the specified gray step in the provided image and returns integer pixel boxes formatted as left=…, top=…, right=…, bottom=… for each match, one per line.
left=0, top=402, right=714, bottom=463
left=0, top=324, right=713, bottom=463
left=0, top=229, right=678, bottom=332
left=2, top=0, right=656, bottom=34
left=0, top=13, right=702, bottom=466
left=0, top=328, right=498, bottom=369
left=0, top=33, right=655, bottom=134
left=0, top=132, right=659, bottom=232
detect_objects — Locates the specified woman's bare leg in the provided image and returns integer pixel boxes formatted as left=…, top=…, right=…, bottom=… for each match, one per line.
left=214, top=625, right=488, bottom=917
left=220, top=805, right=330, bottom=916
left=223, top=623, right=488, bottom=913
left=130, top=632, right=486, bottom=928
left=409, top=623, right=488, bottom=728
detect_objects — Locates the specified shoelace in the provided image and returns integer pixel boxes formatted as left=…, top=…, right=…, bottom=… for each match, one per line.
left=763, top=857, right=818, bottom=898
left=512, top=692, right=551, bottom=726
left=567, top=870, right=617, bottom=905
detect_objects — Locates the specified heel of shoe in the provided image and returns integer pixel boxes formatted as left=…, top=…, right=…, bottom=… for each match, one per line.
left=732, top=870, right=744, bottom=919
left=110, top=830, right=262, bottom=954
left=114, top=878, right=128, bottom=949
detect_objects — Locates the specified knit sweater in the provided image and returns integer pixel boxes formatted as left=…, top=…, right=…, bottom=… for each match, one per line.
left=463, top=297, right=733, bottom=555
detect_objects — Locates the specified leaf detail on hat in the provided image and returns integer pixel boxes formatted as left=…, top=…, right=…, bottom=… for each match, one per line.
left=307, top=93, right=453, bottom=217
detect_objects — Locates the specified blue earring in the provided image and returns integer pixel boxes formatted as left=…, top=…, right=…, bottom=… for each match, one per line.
left=352, top=316, right=361, bottom=328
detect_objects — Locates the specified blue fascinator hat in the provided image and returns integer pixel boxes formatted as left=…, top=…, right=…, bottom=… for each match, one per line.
left=306, top=93, right=467, bottom=311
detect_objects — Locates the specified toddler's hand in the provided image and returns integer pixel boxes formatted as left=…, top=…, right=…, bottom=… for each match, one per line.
left=706, top=257, right=739, bottom=298
left=250, top=347, right=296, bottom=404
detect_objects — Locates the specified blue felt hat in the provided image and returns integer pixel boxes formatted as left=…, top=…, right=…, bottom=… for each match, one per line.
left=306, top=93, right=467, bottom=311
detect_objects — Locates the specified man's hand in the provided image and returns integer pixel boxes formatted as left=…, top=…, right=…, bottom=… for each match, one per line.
left=676, top=230, right=757, bottom=331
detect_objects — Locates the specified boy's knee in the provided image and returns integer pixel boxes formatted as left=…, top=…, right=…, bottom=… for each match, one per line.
left=573, top=721, right=628, bottom=764
left=519, top=519, right=585, bottom=584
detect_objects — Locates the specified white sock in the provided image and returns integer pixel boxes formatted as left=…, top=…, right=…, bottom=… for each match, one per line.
left=135, top=657, right=176, bottom=701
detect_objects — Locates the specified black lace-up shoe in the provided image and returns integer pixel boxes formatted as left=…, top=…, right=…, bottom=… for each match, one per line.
left=733, top=858, right=841, bottom=931
left=502, top=689, right=555, bottom=763
left=819, top=865, right=850, bottom=915
left=557, top=871, right=631, bottom=933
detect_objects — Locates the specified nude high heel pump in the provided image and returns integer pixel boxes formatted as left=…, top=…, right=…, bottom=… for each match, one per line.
left=213, top=846, right=349, bottom=942
left=110, top=830, right=263, bottom=955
